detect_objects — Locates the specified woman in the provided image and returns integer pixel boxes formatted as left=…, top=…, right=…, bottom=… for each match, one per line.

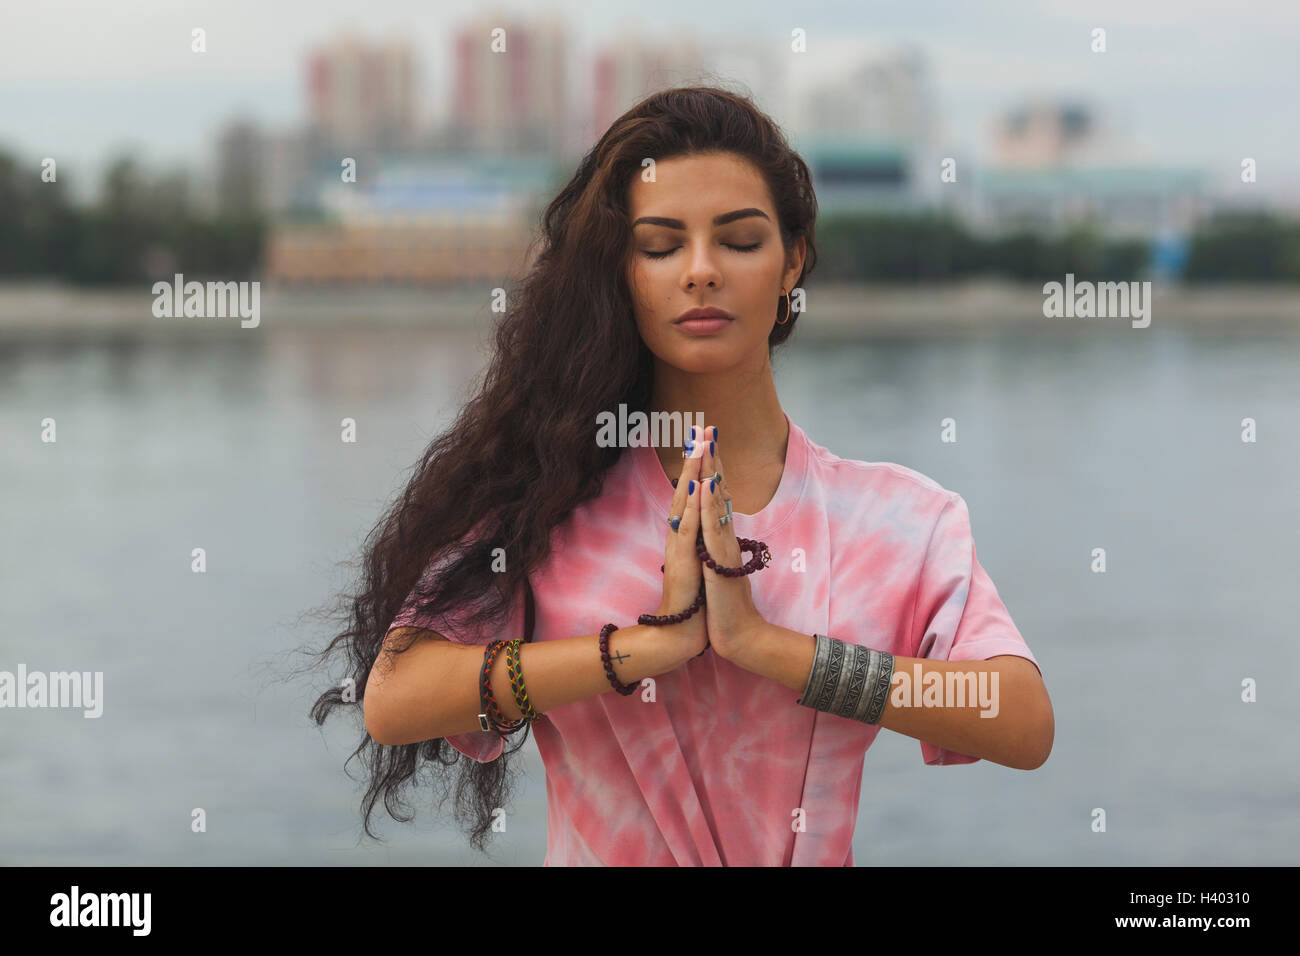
left=310, top=85, right=1053, bottom=865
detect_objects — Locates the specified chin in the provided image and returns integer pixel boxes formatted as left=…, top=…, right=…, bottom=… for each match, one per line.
left=669, top=351, right=740, bottom=373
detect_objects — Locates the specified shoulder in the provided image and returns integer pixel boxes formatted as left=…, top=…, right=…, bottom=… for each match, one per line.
left=797, top=424, right=959, bottom=516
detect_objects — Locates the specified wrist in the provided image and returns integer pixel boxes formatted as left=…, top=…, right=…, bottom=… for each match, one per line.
left=624, top=623, right=693, bottom=677
left=716, top=616, right=771, bottom=668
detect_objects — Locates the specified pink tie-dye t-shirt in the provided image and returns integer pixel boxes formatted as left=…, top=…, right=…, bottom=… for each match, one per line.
left=386, top=412, right=1041, bottom=865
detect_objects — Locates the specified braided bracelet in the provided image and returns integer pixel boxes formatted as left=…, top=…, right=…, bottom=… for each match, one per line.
left=478, top=640, right=527, bottom=735
left=504, top=638, right=541, bottom=723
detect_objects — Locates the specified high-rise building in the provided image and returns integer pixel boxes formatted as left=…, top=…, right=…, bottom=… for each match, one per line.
left=449, top=15, right=568, bottom=155
left=306, top=32, right=417, bottom=150
left=589, top=33, right=706, bottom=145
left=587, top=31, right=790, bottom=155
left=215, top=119, right=265, bottom=214
left=803, top=48, right=935, bottom=152
left=798, top=47, right=941, bottom=210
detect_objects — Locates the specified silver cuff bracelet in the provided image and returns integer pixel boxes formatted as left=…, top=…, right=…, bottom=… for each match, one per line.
left=797, top=633, right=894, bottom=724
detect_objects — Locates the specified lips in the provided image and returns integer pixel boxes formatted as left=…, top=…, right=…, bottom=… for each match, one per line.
left=673, top=307, right=734, bottom=324
left=674, top=317, right=733, bottom=335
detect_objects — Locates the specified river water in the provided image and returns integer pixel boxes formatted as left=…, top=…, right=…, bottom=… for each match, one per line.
left=2, top=322, right=1297, bottom=865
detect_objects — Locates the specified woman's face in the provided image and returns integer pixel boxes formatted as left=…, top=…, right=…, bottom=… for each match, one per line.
left=625, top=152, right=804, bottom=372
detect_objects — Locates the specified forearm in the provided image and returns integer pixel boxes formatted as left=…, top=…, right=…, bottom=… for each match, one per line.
left=727, top=621, right=817, bottom=694
left=728, top=623, right=1052, bottom=770
left=872, top=655, right=1052, bottom=769
left=366, top=625, right=682, bottom=745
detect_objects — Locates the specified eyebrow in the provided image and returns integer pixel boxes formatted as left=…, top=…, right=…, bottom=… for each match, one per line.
left=631, top=208, right=771, bottom=230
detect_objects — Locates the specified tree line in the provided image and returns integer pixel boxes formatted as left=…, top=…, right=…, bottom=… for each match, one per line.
left=2, top=148, right=1297, bottom=284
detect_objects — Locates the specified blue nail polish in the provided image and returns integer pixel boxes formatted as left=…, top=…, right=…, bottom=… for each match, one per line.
left=713, top=426, right=718, bottom=440
left=685, top=440, right=694, bottom=451
left=710, top=478, right=715, bottom=492
left=710, top=441, right=715, bottom=455
left=688, top=480, right=695, bottom=495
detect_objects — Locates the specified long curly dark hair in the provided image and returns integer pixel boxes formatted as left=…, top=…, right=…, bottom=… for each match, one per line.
left=307, top=83, right=819, bottom=854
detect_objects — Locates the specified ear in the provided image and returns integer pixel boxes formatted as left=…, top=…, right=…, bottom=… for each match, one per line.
left=783, top=235, right=806, bottom=293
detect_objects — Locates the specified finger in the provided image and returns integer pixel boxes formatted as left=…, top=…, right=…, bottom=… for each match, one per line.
left=667, top=438, right=693, bottom=537
left=699, top=442, right=719, bottom=563
left=668, top=425, right=706, bottom=533
left=702, top=423, right=723, bottom=530
left=681, top=446, right=702, bottom=541
left=710, top=425, right=733, bottom=502
left=672, top=425, right=705, bottom=483
left=702, top=424, right=722, bottom=502
left=704, top=428, right=741, bottom=566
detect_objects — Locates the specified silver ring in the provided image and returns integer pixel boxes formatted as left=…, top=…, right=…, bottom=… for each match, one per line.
left=718, top=513, right=732, bottom=527
left=668, top=514, right=682, bottom=533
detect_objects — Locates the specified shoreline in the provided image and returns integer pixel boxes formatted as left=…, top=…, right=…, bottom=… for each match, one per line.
left=1, top=279, right=1297, bottom=340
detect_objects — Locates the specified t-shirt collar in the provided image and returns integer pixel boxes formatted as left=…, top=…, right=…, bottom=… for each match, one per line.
left=631, top=410, right=808, bottom=539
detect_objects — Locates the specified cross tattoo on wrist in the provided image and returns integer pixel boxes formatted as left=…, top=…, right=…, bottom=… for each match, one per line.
left=611, top=650, right=631, bottom=664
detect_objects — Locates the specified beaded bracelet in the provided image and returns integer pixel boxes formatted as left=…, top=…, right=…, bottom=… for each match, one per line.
left=599, top=623, right=639, bottom=695
left=597, top=474, right=772, bottom=694
left=478, top=640, right=527, bottom=736
left=697, top=531, right=771, bottom=576
left=637, top=580, right=706, bottom=626
left=598, top=527, right=773, bottom=693
left=504, top=638, right=541, bottom=723
left=649, top=530, right=770, bottom=616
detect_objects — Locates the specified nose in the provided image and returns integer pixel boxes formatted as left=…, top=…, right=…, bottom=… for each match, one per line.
left=682, top=243, right=723, bottom=292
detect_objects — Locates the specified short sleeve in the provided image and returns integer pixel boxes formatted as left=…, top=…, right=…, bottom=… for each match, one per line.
left=385, top=559, right=528, bottom=764
left=910, top=493, right=1041, bottom=766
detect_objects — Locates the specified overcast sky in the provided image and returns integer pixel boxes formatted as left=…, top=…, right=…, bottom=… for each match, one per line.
left=2, top=0, right=1297, bottom=204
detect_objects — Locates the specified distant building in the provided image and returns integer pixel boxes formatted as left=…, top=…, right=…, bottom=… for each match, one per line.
left=971, top=101, right=1210, bottom=238
left=306, top=33, right=417, bottom=151
left=260, top=127, right=331, bottom=215
left=448, top=15, right=568, bottom=156
left=798, top=137, right=929, bottom=214
left=264, top=156, right=558, bottom=283
left=213, top=120, right=334, bottom=216
left=970, top=165, right=1209, bottom=239
left=796, top=48, right=944, bottom=210
left=589, top=33, right=706, bottom=150
left=215, top=120, right=264, bottom=215
left=992, top=101, right=1100, bottom=169
left=587, top=32, right=789, bottom=156
left=802, top=48, right=935, bottom=153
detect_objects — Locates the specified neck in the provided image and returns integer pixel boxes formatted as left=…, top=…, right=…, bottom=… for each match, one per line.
left=649, top=348, right=788, bottom=482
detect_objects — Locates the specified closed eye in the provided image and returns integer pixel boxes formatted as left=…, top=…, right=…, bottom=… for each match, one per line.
left=640, top=243, right=762, bottom=260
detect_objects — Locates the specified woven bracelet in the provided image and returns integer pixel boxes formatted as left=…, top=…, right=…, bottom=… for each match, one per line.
left=505, top=638, right=541, bottom=722
left=478, top=640, right=527, bottom=735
